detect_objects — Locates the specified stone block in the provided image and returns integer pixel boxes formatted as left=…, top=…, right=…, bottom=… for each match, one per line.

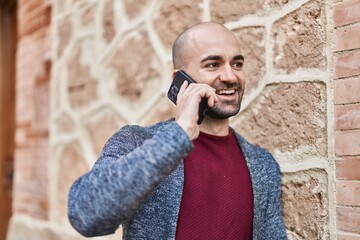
left=53, top=143, right=89, bottom=225
left=282, top=169, right=329, bottom=239
left=139, top=95, right=176, bottom=126
left=54, top=112, right=76, bottom=134
left=107, top=30, right=161, bottom=104
left=67, top=41, right=98, bottom=108
left=233, top=82, right=327, bottom=157
left=56, top=17, right=72, bottom=58
left=152, top=0, right=202, bottom=50
left=210, top=0, right=265, bottom=23
left=84, top=108, right=126, bottom=156
left=272, top=0, right=326, bottom=73
left=102, top=0, right=115, bottom=44
left=68, top=81, right=97, bottom=109
left=233, top=27, right=265, bottom=99
left=268, top=0, right=290, bottom=8
left=81, top=6, right=95, bottom=27
left=124, top=0, right=149, bottom=19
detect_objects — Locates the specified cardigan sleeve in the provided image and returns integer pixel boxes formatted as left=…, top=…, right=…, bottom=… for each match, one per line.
left=67, top=121, right=193, bottom=237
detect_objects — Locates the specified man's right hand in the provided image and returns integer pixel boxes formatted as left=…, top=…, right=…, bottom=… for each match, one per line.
left=175, top=81, right=218, bottom=140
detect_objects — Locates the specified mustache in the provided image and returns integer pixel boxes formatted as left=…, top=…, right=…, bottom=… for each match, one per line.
left=211, top=83, right=241, bottom=90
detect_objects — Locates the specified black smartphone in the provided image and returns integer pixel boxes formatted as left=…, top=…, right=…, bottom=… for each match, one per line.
left=167, top=70, right=208, bottom=124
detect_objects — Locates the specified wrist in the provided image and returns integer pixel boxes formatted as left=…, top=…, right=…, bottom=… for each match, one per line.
left=175, top=119, right=199, bottom=140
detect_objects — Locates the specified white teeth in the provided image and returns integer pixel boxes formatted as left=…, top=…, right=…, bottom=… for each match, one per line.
left=217, top=89, right=236, bottom=95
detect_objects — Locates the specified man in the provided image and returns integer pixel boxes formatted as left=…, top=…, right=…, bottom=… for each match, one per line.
left=68, top=22, right=287, bottom=240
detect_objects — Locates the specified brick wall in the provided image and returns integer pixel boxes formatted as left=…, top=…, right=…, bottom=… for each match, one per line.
left=333, top=0, right=360, bottom=239
left=13, top=0, right=51, bottom=219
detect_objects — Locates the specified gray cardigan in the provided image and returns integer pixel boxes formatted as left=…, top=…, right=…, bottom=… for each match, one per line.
left=68, top=120, right=287, bottom=239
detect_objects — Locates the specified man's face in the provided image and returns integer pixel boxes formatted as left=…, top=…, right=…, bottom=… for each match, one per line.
left=181, top=26, right=245, bottom=119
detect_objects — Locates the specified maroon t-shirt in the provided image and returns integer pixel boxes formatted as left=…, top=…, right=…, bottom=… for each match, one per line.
left=175, top=130, right=253, bottom=240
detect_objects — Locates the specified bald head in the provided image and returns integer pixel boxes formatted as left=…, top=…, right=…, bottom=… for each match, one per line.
left=172, top=22, right=237, bottom=70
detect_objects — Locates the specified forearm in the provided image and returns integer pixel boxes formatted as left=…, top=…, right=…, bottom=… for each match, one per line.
left=68, top=122, right=193, bottom=237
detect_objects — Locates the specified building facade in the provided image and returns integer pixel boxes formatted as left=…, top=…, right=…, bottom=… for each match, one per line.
left=0, top=0, right=359, bottom=239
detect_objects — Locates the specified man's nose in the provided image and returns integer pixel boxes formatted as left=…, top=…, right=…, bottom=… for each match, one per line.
left=219, top=65, right=237, bottom=83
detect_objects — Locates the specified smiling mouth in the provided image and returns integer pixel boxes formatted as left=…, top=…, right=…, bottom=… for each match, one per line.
left=216, top=89, right=237, bottom=95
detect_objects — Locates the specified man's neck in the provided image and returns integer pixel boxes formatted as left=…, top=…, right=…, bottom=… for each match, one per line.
left=199, top=117, right=230, bottom=136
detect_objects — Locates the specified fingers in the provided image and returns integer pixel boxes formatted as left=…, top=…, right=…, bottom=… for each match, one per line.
left=175, top=82, right=218, bottom=139
left=177, top=82, right=218, bottom=111
left=181, top=83, right=217, bottom=104
left=176, top=82, right=217, bottom=120
left=176, top=81, right=189, bottom=105
left=203, top=86, right=218, bottom=107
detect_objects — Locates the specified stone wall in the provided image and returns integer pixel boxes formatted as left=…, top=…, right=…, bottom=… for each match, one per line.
left=8, top=0, right=358, bottom=239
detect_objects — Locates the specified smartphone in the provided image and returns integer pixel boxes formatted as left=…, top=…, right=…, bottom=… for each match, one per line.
left=167, top=70, right=208, bottom=124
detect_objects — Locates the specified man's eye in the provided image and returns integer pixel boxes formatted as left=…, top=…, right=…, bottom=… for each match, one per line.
left=233, top=61, right=244, bottom=69
left=207, top=63, right=219, bottom=68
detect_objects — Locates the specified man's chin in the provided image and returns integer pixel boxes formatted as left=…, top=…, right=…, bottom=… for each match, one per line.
left=206, top=105, right=241, bottom=119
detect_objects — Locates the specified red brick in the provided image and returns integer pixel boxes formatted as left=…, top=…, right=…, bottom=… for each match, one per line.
left=15, top=125, right=32, bottom=148
left=334, top=24, right=360, bottom=52
left=13, top=143, right=49, bottom=219
left=334, top=0, right=360, bottom=27
left=18, top=2, right=51, bottom=37
left=337, top=207, right=360, bottom=234
left=13, top=0, right=52, bottom=221
left=335, top=103, right=360, bottom=130
left=334, top=78, right=360, bottom=104
left=334, top=49, right=360, bottom=79
left=19, top=0, right=29, bottom=5
left=336, top=181, right=360, bottom=206
left=336, top=158, right=360, bottom=180
left=26, top=0, right=45, bottom=13
left=338, top=233, right=360, bottom=240
left=335, top=131, right=360, bottom=156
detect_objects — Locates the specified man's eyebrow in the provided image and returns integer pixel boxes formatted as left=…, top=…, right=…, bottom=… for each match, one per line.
left=200, top=55, right=223, bottom=63
left=233, top=55, right=244, bottom=61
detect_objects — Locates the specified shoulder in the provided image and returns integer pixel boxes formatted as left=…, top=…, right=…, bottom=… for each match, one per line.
left=110, top=120, right=172, bottom=142
left=100, top=120, right=171, bottom=156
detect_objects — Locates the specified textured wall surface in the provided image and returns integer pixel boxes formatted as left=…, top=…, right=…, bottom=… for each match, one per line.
left=333, top=0, right=360, bottom=239
left=11, top=0, right=52, bottom=223
left=8, top=0, right=349, bottom=239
